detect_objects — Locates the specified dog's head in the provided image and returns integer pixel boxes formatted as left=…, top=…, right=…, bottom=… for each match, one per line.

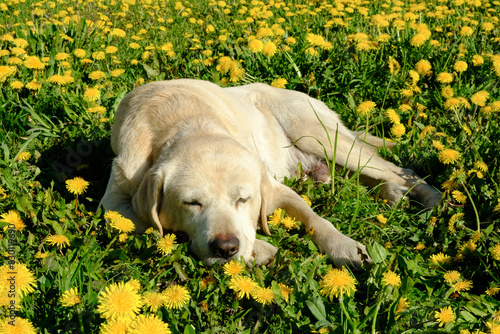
left=132, top=134, right=273, bottom=265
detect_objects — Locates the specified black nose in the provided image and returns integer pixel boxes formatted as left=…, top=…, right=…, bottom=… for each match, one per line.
left=209, top=235, right=239, bottom=259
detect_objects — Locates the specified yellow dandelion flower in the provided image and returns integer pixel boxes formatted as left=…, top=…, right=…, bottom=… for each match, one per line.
left=433, top=140, right=445, bottom=151
left=435, top=306, right=455, bottom=327
left=83, top=87, right=100, bottom=102
left=415, top=59, right=432, bottom=76
left=474, top=161, right=488, bottom=172
left=492, top=243, right=500, bottom=261
left=229, top=63, right=245, bottom=83
left=459, top=26, right=474, bottom=37
left=357, top=101, right=377, bottom=116
left=470, top=91, right=490, bottom=106
left=278, top=283, right=293, bottom=302
left=47, top=74, right=69, bottom=85
left=396, top=297, right=409, bottom=314
left=301, top=194, right=312, bottom=206
left=430, top=252, right=452, bottom=266
left=319, top=267, right=357, bottom=299
left=485, top=286, right=500, bottom=296
left=410, top=33, right=428, bottom=47
left=74, top=48, right=86, bottom=58
left=262, top=41, right=277, bottom=57
left=376, top=33, right=391, bottom=42
left=23, top=55, right=45, bottom=69
left=100, top=318, right=130, bottom=334
left=444, top=97, right=462, bottom=111
left=105, top=45, right=118, bottom=54
left=391, top=123, right=405, bottom=138
left=1, top=210, right=26, bottom=231
left=10, top=80, right=24, bottom=90
left=35, top=251, right=48, bottom=259
left=356, top=41, right=374, bottom=52
left=441, top=86, right=454, bottom=99
left=98, top=281, right=143, bottom=320
left=60, top=287, right=81, bottom=307
left=104, top=211, right=122, bottom=221
left=271, top=78, right=287, bottom=89
left=454, top=60, right=468, bottom=73
left=126, top=279, right=142, bottom=292
left=162, top=285, right=190, bottom=309
left=0, top=263, right=36, bottom=297
left=129, top=314, right=171, bottom=334
left=0, top=317, right=36, bottom=334
left=247, top=39, right=263, bottom=53
left=129, top=42, right=141, bottom=50
left=436, top=72, right=453, bottom=84
left=157, top=233, right=176, bottom=255
left=110, top=28, right=127, bottom=38
left=268, top=208, right=283, bottom=226
left=92, top=51, right=106, bottom=60
left=119, top=233, right=128, bottom=242
left=251, top=286, right=275, bottom=305
left=143, top=292, right=166, bottom=312
left=472, top=55, right=484, bottom=66
left=87, top=106, right=106, bottom=113
left=0, top=65, right=16, bottom=82
left=282, top=215, right=299, bottom=230
left=223, top=260, right=245, bottom=276
left=385, top=109, right=400, bottom=125
left=448, top=212, right=464, bottom=233
left=443, top=270, right=461, bottom=284
left=414, top=243, right=425, bottom=251
left=65, top=176, right=89, bottom=195
left=487, top=322, right=500, bottom=334
left=376, top=214, right=387, bottom=224
left=305, top=47, right=318, bottom=56
left=382, top=270, right=401, bottom=287
left=307, top=33, right=326, bottom=46
left=228, top=276, right=258, bottom=299
left=110, top=216, right=135, bottom=233
left=110, top=69, right=125, bottom=77
left=452, top=190, right=467, bottom=204
left=438, top=149, right=461, bottom=165
left=89, top=70, right=107, bottom=80
left=481, top=22, right=495, bottom=32
left=453, top=279, right=472, bottom=293
left=46, top=234, right=71, bottom=249
left=16, top=151, right=31, bottom=161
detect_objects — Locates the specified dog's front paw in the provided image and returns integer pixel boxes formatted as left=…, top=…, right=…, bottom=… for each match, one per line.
left=380, top=182, right=410, bottom=206
left=314, top=232, right=373, bottom=270
left=250, top=239, right=278, bottom=265
left=331, top=238, right=372, bottom=269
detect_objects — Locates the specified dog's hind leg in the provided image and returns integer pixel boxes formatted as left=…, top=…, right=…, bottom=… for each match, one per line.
left=253, top=84, right=441, bottom=207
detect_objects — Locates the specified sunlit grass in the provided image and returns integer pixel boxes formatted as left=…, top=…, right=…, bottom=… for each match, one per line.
left=0, top=0, right=500, bottom=332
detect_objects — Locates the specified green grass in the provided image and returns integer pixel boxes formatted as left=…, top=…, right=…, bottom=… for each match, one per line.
left=1, top=0, right=500, bottom=332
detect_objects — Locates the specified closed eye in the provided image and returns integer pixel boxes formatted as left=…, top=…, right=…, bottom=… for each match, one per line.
left=183, top=200, right=202, bottom=207
left=237, top=197, right=249, bottom=205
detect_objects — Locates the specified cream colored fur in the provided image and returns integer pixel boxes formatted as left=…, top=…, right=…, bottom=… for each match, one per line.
left=101, top=79, right=441, bottom=268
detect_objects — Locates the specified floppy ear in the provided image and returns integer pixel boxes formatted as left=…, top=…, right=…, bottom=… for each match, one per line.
left=132, top=168, right=165, bottom=235
left=260, top=167, right=273, bottom=236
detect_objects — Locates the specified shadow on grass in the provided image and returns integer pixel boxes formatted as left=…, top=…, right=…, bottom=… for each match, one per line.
left=36, top=136, right=114, bottom=211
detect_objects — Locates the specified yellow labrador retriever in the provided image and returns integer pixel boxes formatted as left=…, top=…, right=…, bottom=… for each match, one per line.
left=100, top=79, right=441, bottom=268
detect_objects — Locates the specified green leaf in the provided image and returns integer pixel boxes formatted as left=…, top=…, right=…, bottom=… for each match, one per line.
left=460, top=310, right=477, bottom=322
left=142, top=63, right=159, bottom=78
left=306, top=297, right=327, bottom=322
left=183, top=325, right=196, bottom=334
left=367, top=241, right=388, bottom=263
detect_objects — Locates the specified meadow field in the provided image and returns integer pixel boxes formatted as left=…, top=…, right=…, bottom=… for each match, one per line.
left=1, top=0, right=500, bottom=332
